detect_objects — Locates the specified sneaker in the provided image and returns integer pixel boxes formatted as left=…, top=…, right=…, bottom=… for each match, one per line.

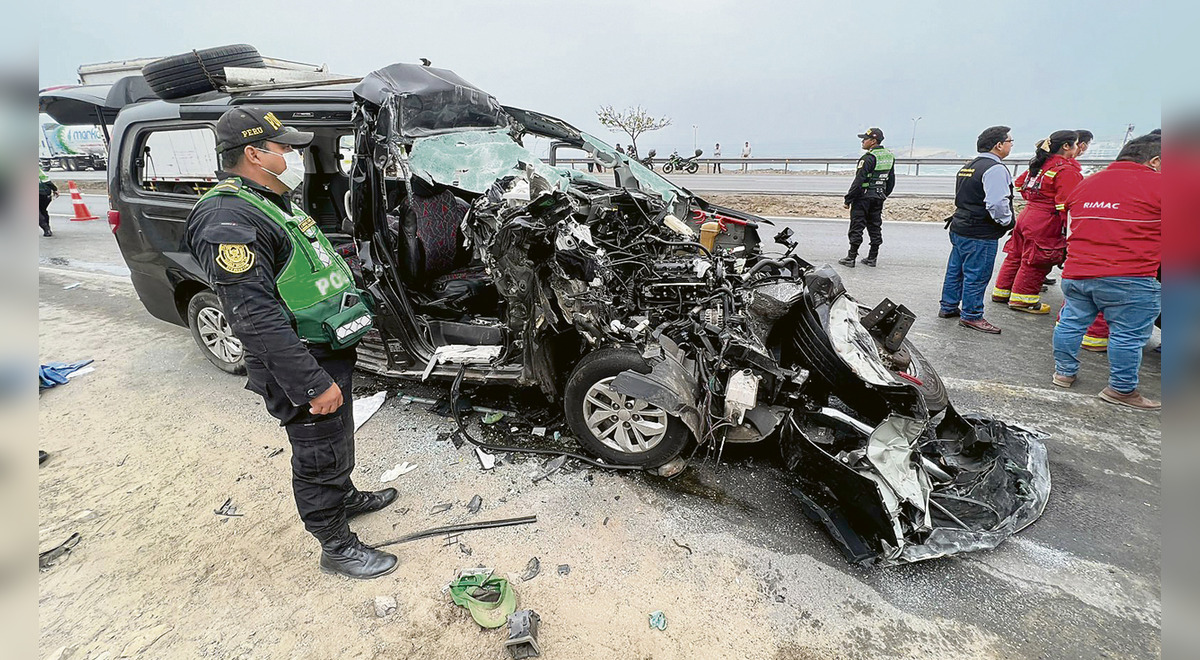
left=1043, top=277, right=1057, bottom=286
left=959, top=318, right=1001, bottom=334
left=860, top=257, right=877, bottom=267
left=937, top=308, right=961, bottom=319
left=1098, top=387, right=1160, bottom=411
left=42, top=230, right=53, bottom=237
left=1052, top=373, right=1076, bottom=388
left=837, top=256, right=856, bottom=268
left=1009, top=302, right=1051, bottom=314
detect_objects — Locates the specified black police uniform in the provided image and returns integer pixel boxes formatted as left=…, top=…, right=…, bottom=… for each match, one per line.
left=184, top=178, right=361, bottom=545
left=844, top=146, right=896, bottom=261
left=39, top=178, right=57, bottom=236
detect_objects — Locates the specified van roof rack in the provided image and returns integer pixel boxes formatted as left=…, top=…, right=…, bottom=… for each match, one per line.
left=221, top=67, right=361, bottom=95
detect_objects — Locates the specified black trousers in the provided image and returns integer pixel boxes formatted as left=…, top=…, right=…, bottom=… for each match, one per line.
left=39, top=195, right=52, bottom=234
left=249, top=346, right=358, bottom=544
left=848, top=197, right=885, bottom=257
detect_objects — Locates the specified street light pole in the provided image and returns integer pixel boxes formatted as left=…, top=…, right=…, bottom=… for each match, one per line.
left=692, top=124, right=698, bottom=153
left=908, top=116, right=922, bottom=175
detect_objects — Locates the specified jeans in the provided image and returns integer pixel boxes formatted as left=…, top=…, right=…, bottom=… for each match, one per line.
left=939, top=232, right=999, bottom=321
left=1053, top=276, right=1161, bottom=393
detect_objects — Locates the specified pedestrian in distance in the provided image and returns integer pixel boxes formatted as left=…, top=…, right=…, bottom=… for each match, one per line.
left=184, top=107, right=400, bottom=579
left=990, top=130, right=1082, bottom=313
left=39, top=168, right=58, bottom=237
left=713, top=142, right=722, bottom=173
left=741, top=141, right=751, bottom=172
left=938, top=126, right=1016, bottom=334
left=838, top=127, right=895, bottom=268
left=1051, top=133, right=1161, bottom=410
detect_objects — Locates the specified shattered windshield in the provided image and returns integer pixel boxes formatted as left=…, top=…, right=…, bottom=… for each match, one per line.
left=582, top=132, right=685, bottom=207
left=398, top=89, right=508, bottom=138
left=408, top=129, right=597, bottom=194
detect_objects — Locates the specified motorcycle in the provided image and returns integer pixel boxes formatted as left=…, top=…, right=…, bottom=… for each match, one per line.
left=638, top=149, right=656, bottom=171
left=662, top=148, right=702, bottom=174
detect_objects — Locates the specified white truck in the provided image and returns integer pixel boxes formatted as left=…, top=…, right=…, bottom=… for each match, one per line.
left=39, top=122, right=108, bottom=171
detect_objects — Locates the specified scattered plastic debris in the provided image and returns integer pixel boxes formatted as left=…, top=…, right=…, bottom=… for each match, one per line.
left=648, top=610, right=667, bottom=631
left=505, top=610, right=542, bottom=659
left=483, top=412, right=506, bottom=425
left=266, top=448, right=284, bottom=459
left=520, top=557, right=541, bottom=581
left=556, top=564, right=570, bottom=576
left=62, top=282, right=82, bottom=290
left=531, top=427, right=547, bottom=437
left=353, top=391, right=388, bottom=431
left=431, top=503, right=453, bottom=515
left=468, top=495, right=483, bottom=514
left=532, top=455, right=568, bottom=483
left=39, top=532, right=80, bottom=571
left=475, top=447, right=497, bottom=470
left=380, top=461, right=418, bottom=483
left=449, top=568, right=518, bottom=629
left=213, top=498, right=242, bottom=517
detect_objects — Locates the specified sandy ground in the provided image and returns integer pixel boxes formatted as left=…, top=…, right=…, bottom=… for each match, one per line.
left=38, top=269, right=1008, bottom=660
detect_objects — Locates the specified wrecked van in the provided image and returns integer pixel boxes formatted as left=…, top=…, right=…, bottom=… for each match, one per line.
left=43, top=61, right=1050, bottom=566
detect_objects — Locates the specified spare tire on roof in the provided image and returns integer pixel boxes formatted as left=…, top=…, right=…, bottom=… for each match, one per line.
left=142, top=44, right=265, bottom=100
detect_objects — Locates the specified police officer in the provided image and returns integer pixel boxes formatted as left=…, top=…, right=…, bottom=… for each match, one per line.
left=839, top=128, right=895, bottom=268
left=185, top=107, right=399, bottom=579
left=39, top=168, right=58, bottom=237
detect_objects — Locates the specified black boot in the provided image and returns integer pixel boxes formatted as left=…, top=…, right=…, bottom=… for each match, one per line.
left=343, top=488, right=399, bottom=520
left=837, top=254, right=857, bottom=268
left=860, top=256, right=877, bottom=267
left=319, top=533, right=399, bottom=579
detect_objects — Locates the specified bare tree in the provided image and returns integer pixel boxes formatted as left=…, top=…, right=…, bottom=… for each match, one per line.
left=596, top=105, right=672, bottom=155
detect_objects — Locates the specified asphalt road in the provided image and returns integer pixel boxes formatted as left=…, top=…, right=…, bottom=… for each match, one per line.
left=49, top=168, right=958, bottom=197
left=38, top=201, right=1160, bottom=658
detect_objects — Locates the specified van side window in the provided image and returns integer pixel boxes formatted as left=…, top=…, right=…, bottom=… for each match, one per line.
left=137, top=128, right=219, bottom=196
left=337, top=134, right=354, bottom=176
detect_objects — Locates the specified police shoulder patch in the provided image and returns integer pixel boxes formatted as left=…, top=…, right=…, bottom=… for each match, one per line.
left=216, top=244, right=256, bottom=274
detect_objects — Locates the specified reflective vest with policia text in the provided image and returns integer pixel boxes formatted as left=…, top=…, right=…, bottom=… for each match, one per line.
left=200, top=178, right=373, bottom=350
left=859, top=146, right=895, bottom=196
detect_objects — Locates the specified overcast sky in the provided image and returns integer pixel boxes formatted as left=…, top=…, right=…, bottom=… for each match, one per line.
left=37, top=0, right=1160, bottom=157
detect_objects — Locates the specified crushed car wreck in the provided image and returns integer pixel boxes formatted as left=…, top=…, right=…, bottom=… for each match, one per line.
left=56, top=59, right=1050, bottom=567
left=346, top=63, right=1051, bottom=566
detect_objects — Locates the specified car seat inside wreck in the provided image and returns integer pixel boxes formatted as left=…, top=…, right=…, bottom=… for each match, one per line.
left=344, top=63, right=1051, bottom=566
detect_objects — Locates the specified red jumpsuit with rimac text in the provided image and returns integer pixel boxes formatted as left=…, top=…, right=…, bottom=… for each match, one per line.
left=991, top=154, right=1083, bottom=309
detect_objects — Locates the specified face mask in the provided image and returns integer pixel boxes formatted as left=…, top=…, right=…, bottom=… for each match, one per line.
left=258, top=148, right=305, bottom=190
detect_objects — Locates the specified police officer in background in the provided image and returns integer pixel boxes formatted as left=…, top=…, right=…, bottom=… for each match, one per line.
left=185, top=107, right=399, bottom=579
left=839, top=128, right=895, bottom=268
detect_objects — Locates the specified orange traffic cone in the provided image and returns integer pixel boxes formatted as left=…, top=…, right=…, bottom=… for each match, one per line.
left=68, top=181, right=97, bottom=221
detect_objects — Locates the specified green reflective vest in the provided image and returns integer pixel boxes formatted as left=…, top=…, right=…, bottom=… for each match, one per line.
left=861, top=147, right=895, bottom=190
left=200, top=178, right=373, bottom=349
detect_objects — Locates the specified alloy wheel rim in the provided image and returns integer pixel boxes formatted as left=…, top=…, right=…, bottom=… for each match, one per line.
left=582, top=377, right=669, bottom=454
left=197, top=306, right=243, bottom=363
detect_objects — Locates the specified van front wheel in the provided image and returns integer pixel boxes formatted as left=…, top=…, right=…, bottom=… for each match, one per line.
left=187, top=290, right=246, bottom=375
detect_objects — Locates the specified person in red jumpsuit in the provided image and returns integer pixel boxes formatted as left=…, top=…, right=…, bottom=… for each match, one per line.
left=1071, top=129, right=1110, bottom=350
left=991, top=130, right=1082, bottom=313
